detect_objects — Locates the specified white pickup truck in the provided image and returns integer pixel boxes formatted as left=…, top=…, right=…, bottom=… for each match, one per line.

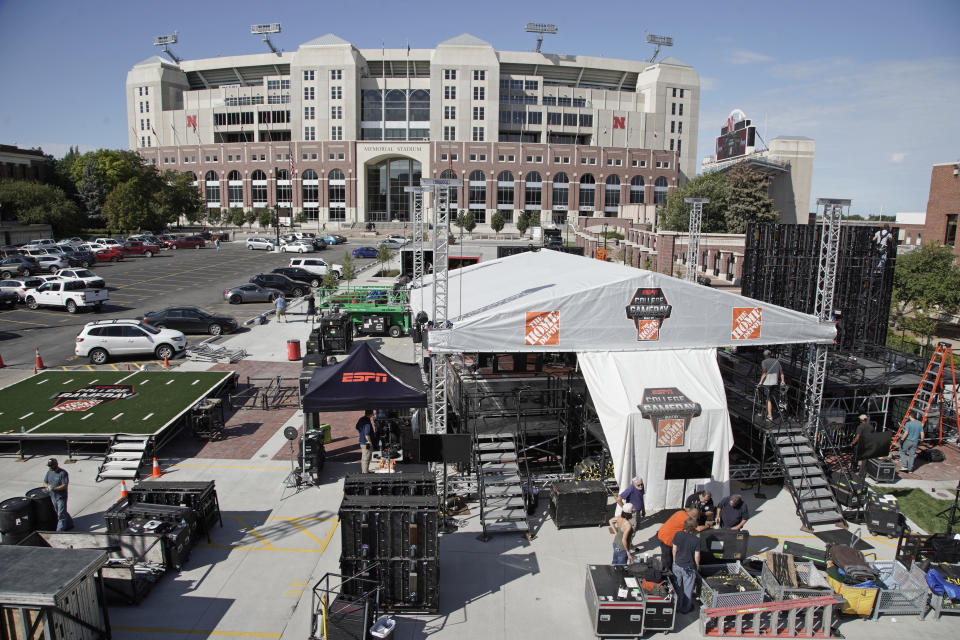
left=25, top=280, right=108, bottom=313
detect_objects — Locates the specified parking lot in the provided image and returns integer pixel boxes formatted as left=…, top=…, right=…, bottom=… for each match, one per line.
left=0, top=241, right=369, bottom=369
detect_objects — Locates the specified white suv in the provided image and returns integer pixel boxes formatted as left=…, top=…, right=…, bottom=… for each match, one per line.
left=75, top=319, right=187, bottom=364
left=288, top=257, right=342, bottom=278
left=246, top=237, right=275, bottom=251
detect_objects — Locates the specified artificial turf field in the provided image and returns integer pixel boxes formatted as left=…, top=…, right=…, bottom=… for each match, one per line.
left=0, top=370, right=232, bottom=436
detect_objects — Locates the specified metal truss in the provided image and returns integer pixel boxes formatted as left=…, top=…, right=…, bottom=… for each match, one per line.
left=684, top=198, right=708, bottom=282
left=804, top=199, right=849, bottom=435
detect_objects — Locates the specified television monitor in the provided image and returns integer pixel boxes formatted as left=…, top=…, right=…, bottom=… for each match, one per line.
left=664, top=451, right=714, bottom=480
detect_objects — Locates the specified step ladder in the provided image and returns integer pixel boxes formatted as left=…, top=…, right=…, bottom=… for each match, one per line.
left=770, top=422, right=844, bottom=529
left=96, top=435, right=150, bottom=482
left=474, top=432, right=529, bottom=541
left=700, top=594, right=845, bottom=638
left=890, top=341, right=958, bottom=450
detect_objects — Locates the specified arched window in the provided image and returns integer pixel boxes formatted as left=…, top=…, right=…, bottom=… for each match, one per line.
left=440, top=169, right=459, bottom=208
left=384, top=89, right=406, bottom=121
left=630, top=175, right=645, bottom=204
left=497, top=170, right=514, bottom=209
left=579, top=173, right=595, bottom=209
left=328, top=169, right=345, bottom=221
left=204, top=170, right=219, bottom=204
left=275, top=169, right=291, bottom=205
left=185, top=171, right=197, bottom=183
left=301, top=169, right=319, bottom=209
left=469, top=170, right=486, bottom=212
left=524, top=171, right=542, bottom=209
left=227, top=170, right=243, bottom=204
left=605, top=175, right=621, bottom=211
left=654, top=176, right=668, bottom=204
left=409, top=89, right=430, bottom=121
left=251, top=169, right=267, bottom=205
left=552, top=172, right=569, bottom=209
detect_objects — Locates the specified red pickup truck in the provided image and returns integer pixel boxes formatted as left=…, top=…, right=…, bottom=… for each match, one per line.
left=120, top=241, right=160, bottom=257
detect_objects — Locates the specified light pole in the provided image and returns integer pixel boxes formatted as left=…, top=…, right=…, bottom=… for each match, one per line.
left=274, top=203, right=281, bottom=249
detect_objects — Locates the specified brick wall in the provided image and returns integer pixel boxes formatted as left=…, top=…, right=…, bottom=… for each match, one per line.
left=923, top=163, right=960, bottom=261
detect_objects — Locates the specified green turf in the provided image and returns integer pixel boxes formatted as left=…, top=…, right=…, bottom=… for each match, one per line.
left=874, top=485, right=955, bottom=534
left=0, top=370, right=231, bottom=436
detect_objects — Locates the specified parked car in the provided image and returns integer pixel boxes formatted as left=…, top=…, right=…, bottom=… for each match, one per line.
left=120, top=240, right=160, bottom=257
left=246, top=237, right=275, bottom=251
left=278, top=233, right=298, bottom=246
left=280, top=240, right=315, bottom=254
left=288, top=257, right=342, bottom=278
left=271, top=267, right=324, bottom=288
left=378, top=238, right=406, bottom=250
left=311, top=237, right=328, bottom=250
left=328, top=234, right=347, bottom=245
left=0, top=290, right=17, bottom=309
left=94, top=248, right=124, bottom=262
left=0, top=277, right=46, bottom=301
left=142, top=306, right=238, bottom=336
left=59, top=237, right=86, bottom=248
left=249, top=273, right=308, bottom=297
left=168, top=236, right=205, bottom=249
left=294, top=232, right=317, bottom=241
left=223, top=283, right=282, bottom=304
left=0, top=257, right=38, bottom=278
left=384, top=235, right=410, bottom=246
left=352, top=246, right=379, bottom=259
left=91, top=237, right=122, bottom=248
left=20, top=247, right=56, bottom=258
left=28, top=239, right=57, bottom=248
left=56, top=268, right=105, bottom=289
left=24, top=279, right=108, bottom=314
left=74, top=319, right=186, bottom=364
left=34, top=255, right=70, bottom=273
left=58, top=247, right=95, bottom=268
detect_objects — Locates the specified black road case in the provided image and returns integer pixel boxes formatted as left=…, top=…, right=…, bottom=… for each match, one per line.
left=551, top=481, right=607, bottom=529
left=584, top=564, right=645, bottom=638
left=865, top=458, right=897, bottom=482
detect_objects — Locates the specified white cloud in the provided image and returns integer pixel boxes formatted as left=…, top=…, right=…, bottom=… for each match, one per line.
left=700, top=77, right=717, bottom=91
left=889, top=152, right=908, bottom=164
left=728, top=49, right=774, bottom=65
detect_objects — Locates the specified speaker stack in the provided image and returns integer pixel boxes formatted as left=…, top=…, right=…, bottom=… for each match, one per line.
left=338, top=476, right=440, bottom=613
left=549, top=480, right=607, bottom=528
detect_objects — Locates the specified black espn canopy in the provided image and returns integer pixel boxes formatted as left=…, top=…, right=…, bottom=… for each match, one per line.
left=301, top=341, right=427, bottom=411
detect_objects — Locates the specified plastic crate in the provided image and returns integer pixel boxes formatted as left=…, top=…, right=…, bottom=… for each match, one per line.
left=761, top=559, right=832, bottom=600
left=825, top=565, right=878, bottom=616
left=699, top=562, right=764, bottom=610
left=871, top=560, right=930, bottom=619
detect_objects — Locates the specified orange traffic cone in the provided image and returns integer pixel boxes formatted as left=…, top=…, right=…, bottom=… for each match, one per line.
left=120, top=480, right=128, bottom=498
left=126, top=364, right=131, bottom=371
left=163, top=355, right=169, bottom=369
left=151, top=457, right=163, bottom=478
left=0, top=352, right=5, bottom=368
left=34, top=347, right=45, bottom=373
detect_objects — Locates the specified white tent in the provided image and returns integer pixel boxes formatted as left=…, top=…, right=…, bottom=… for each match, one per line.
left=411, top=250, right=835, bottom=510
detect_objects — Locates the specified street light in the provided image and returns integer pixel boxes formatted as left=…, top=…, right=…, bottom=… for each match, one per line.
left=274, top=203, right=281, bottom=250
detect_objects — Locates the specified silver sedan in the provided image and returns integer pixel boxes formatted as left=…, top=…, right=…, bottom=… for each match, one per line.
left=223, top=283, right=283, bottom=304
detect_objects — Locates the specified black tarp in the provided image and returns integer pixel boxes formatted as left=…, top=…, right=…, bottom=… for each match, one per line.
left=301, top=341, right=427, bottom=411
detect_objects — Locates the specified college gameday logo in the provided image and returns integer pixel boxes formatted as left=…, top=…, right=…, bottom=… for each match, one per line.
left=731, top=307, right=762, bottom=340
left=638, top=387, right=702, bottom=447
left=525, top=311, right=560, bottom=346
left=342, top=372, right=387, bottom=383
left=51, top=385, right=136, bottom=412
left=625, top=288, right=672, bottom=341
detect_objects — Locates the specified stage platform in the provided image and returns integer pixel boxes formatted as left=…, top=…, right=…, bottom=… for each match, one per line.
left=0, top=370, right=234, bottom=441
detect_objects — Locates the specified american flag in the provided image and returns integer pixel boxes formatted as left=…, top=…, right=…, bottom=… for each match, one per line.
left=288, top=143, right=296, bottom=178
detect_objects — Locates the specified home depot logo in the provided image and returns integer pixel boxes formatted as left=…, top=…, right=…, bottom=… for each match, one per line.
left=731, top=307, right=762, bottom=340
left=525, top=311, right=560, bottom=345
left=50, top=385, right=136, bottom=412
left=342, top=372, right=387, bottom=382
left=638, top=387, right=702, bottom=447
left=626, top=288, right=672, bottom=341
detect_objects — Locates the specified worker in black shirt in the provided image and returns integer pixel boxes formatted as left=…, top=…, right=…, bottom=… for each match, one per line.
left=850, top=414, right=874, bottom=474
left=716, top=494, right=748, bottom=530
left=671, top=518, right=701, bottom=614
left=684, top=489, right=715, bottom=529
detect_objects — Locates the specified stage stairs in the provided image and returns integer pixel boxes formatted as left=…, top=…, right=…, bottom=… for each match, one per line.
left=769, top=420, right=844, bottom=529
left=96, top=435, right=150, bottom=482
left=474, top=432, right=529, bottom=540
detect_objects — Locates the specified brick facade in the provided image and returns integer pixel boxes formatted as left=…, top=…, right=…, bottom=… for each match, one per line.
left=923, top=163, right=960, bottom=262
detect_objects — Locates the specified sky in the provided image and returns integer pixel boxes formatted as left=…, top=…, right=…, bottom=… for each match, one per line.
left=0, top=0, right=957, bottom=216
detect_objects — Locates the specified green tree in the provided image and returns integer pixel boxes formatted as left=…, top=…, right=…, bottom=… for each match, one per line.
left=102, top=179, right=151, bottom=232
left=462, top=210, right=476, bottom=235
left=454, top=210, right=466, bottom=234
left=891, top=243, right=960, bottom=345
left=230, top=208, right=247, bottom=228
left=340, top=253, right=357, bottom=285
left=516, top=211, right=530, bottom=237
left=724, top=164, right=778, bottom=233
left=320, top=270, right=339, bottom=292
left=294, top=212, right=306, bottom=224
left=157, top=170, right=204, bottom=226
left=0, top=180, right=81, bottom=233
left=256, top=208, right=274, bottom=228
left=76, top=157, right=108, bottom=220
left=660, top=171, right=731, bottom=232
left=490, top=211, right=505, bottom=237
left=377, top=244, right=395, bottom=271
left=244, top=210, right=258, bottom=229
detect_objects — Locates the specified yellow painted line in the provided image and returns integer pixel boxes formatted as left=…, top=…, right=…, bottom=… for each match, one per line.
left=231, top=515, right=276, bottom=549
left=285, top=517, right=325, bottom=546
left=319, top=518, right=339, bottom=552
left=196, top=543, right=324, bottom=553
left=169, top=463, right=287, bottom=471
left=113, top=626, right=280, bottom=638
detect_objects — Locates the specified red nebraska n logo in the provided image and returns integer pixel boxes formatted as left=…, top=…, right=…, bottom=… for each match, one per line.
left=186, top=115, right=197, bottom=131
left=613, top=116, right=626, bottom=130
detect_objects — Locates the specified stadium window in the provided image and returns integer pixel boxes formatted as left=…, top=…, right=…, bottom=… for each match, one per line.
left=331, top=126, right=342, bottom=140
left=498, top=154, right=505, bottom=162
left=671, top=103, right=676, bottom=115
left=679, top=104, right=683, bottom=116
left=331, top=69, right=342, bottom=80
left=663, top=162, right=669, bottom=168
left=672, top=88, right=677, bottom=98
left=305, top=106, right=315, bottom=120
left=669, top=139, right=674, bottom=151
left=678, top=121, right=683, bottom=134
left=671, top=121, right=675, bottom=133
left=526, top=155, right=533, bottom=162
left=304, top=70, right=315, bottom=81
left=656, top=161, right=661, bottom=168
left=579, top=114, right=592, bottom=127
left=444, top=106, right=456, bottom=119
left=443, top=126, right=456, bottom=140
left=444, top=69, right=457, bottom=80
left=508, top=155, right=515, bottom=162
left=304, top=86, right=315, bottom=100
left=680, top=89, right=685, bottom=98
left=547, top=112, right=561, bottom=126
left=590, top=158, right=596, bottom=165
left=542, top=96, right=557, bottom=106
left=338, top=153, right=344, bottom=160
left=479, top=154, right=486, bottom=161
left=138, top=87, right=142, bottom=96
left=470, top=154, right=477, bottom=162
left=525, top=80, right=538, bottom=90
left=331, top=106, right=342, bottom=119
left=441, top=153, right=448, bottom=161
left=473, top=86, right=485, bottom=100
left=528, top=111, right=542, bottom=125
left=331, top=86, right=342, bottom=100
left=473, top=69, right=485, bottom=81
left=444, top=86, right=456, bottom=100
left=677, top=140, right=682, bottom=154
left=558, top=97, right=572, bottom=107
left=329, top=153, right=335, bottom=160
left=144, top=87, right=149, bottom=95
left=472, top=126, right=485, bottom=141
left=536, top=156, right=542, bottom=163
left=451, top=154, right=458, bottom=161
left=563, top=113, right=577, bottom=126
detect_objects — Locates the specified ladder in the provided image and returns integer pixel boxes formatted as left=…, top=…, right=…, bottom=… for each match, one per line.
left=474, top=431, right=529, bottom=541
left=96, top=435, right=150, bottom=481
left=891, top=342, right=958, bottom=449
left=700, top=594, right=844, bottom=638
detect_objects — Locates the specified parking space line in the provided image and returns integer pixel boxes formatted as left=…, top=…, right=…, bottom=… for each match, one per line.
left=227, top=515, right=276, bottom=549
left=285, top=517, right=326, bottom=546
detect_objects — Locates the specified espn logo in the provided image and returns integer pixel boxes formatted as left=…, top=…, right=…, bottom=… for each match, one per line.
left=342, top=372, right=387, bottom=382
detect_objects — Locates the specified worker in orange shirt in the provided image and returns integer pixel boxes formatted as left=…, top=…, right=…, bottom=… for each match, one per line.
left=655, top=507, right=700, bottom=570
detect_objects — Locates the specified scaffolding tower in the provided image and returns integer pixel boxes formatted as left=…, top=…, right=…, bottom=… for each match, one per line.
left=684, top=198, right=709, bottom=282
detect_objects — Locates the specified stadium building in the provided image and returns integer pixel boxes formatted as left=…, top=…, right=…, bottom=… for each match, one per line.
left=126, top=33, right=699, bottom=229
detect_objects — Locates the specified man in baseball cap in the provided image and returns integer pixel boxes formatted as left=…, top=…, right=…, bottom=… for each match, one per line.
left=43, top=458, right=73, bottom=531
